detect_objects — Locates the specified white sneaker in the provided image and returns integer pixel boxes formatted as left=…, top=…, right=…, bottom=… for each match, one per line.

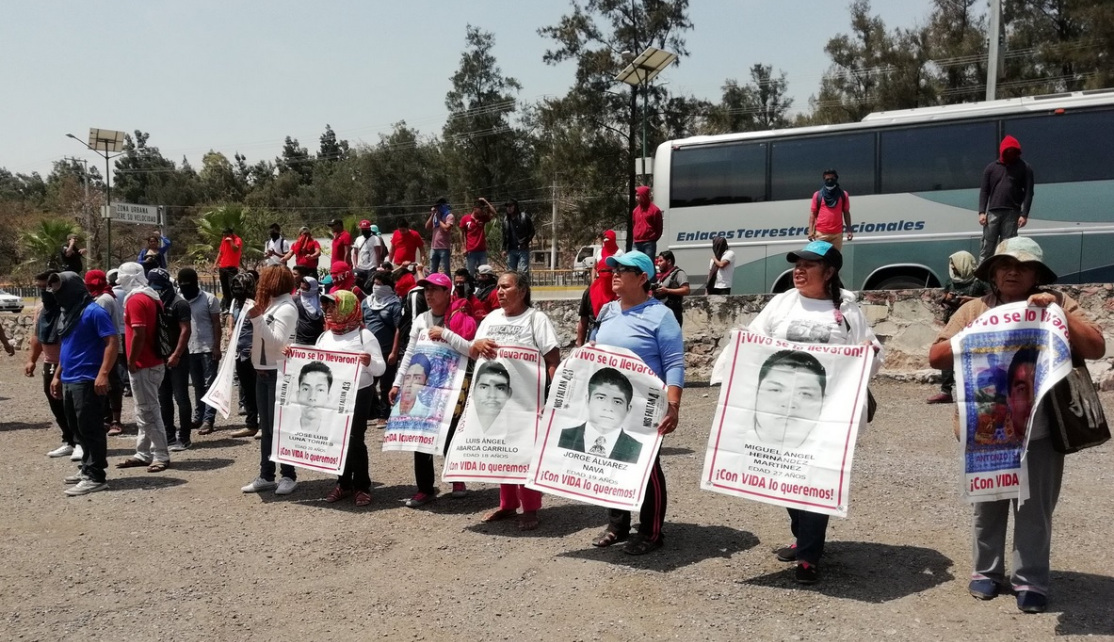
left=64, top=479, right=107, bottom=496
left=241, top=477, right=277, bottom=493
left=168, top=441, right=190, bottom=452
left=64, top=470, right=88, bottom=484
left=47, top=444, right=74, bottom=458
left=69, top=445, right=84, bottom=462
left=275, top=477, right=298, bottom=495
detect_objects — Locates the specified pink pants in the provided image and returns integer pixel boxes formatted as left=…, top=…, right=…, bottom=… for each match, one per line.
left=499, top=484, right=542, bottom=512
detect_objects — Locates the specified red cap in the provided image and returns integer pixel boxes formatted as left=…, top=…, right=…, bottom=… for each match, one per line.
left=359, top=219, right=371, bottom=229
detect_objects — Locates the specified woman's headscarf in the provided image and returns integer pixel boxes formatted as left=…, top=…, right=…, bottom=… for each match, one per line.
left=600, top=230, right=620, bottom=263
left=712, top=236, right=729, bottom=260
left=52, top=271, right=93, bottom=338
left=84, top=270, right=114, bottom=299
left=37, top=277, right=62, bottom=345
left=330, top=260, right=355, bottom=293
left=116, top=262, right=159, bottom=303
left=324, top=290, right=362, bottom=334
left=299, top=277, right=322, bottom=319
left=948, top=251, right=978, bottom=285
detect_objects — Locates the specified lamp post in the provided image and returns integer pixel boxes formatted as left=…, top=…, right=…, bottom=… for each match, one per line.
left=67, top=129, right=125, bottom=268
left=615, top=46, right=676, bottom=251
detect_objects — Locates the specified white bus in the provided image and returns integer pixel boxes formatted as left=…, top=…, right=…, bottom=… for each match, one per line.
left=653, top=89, right=1114, bottom=292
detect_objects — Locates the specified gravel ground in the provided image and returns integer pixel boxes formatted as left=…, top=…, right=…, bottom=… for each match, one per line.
left=2, top=356, right=1113, bottom=641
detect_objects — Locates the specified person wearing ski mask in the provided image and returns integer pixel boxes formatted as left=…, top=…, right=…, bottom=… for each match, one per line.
left=148, top=269, right=194, bottom=451
left=26, top=270, right=74, bottom=458
left=48, top=271, right=119, bottom=495
left=115, top=262, right=173, bottom=472
left=228, top=272, right=261, bottom=438
left=808, top=169, right=852, bottom=250
left=178, top=268, right=222, bottom=435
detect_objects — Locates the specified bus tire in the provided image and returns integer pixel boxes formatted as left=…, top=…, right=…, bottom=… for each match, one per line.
left=872, top=275, right=930, bottom=290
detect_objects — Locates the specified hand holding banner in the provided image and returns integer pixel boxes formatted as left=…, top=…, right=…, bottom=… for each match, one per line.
left=383, top=330, right=470, bottom=455
left=202, top=300, right=253, bottom=419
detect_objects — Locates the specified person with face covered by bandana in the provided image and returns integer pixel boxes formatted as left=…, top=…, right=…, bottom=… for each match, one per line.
left=146, top=269, right=194, bottom=451
left=294, top=276, right=326, bottom=346
left=808, top=169, right=852, bottom=250
left=361, top=271, right=402, bottom=426
left=26, top=270, right=75, bottom=458
left=85, top=270, right=125, bottom=436
left=352, top=220, right=384, bottom=286
left=107, top=269, right=132, bottom=401
left=47, top=271, right=119, bottom=495
left=328, top=260, right=364, bottom=300
left=228, top=272, right=261, bottom=438
left=177, top=268, right=222, bottom=435
left=263, top=223, right=291, bottom=267
left=114, top=263, right=173, bottom=472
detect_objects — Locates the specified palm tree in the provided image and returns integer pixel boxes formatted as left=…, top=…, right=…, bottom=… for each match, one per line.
left=20, top=218, right=80, bottom=271
left=190, top=205, right=263, bottom=264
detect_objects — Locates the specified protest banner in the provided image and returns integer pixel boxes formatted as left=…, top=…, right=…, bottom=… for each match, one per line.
left=700, top=330, right=874, bottom=518
left=201, top=301, right=253, bottom=419
left=443, top=346, right=545, bottom=484
left=382, top=330, right=469, bottom=455
left=526, top=345, right=666, bottom=511
left=950, top=301, right=1072, bottom=502
left=272, top=345, right=363, bottom=475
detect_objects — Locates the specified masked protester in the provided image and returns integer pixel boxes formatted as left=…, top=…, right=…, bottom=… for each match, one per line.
left=148, top=269, right=194, bottom=451
left=228, top=272, right=261, bottom=438
left=808, top=169, right=853, bottom=250
left=264, top=223, right=291, bottom=266
left=26, top=270, right=74, bottom=457
left=452, top=268, right=487, bottom=323
left=85, top=269, right=125, bottom=435
left=177, top=268, right=222, bottom=435
left=361, top=271, right=402, bottom=426
left=352, top=219, right=384, bottom=285
left=294, top=276, right=325, bottom=345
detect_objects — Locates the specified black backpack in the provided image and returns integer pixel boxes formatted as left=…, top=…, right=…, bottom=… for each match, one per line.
left=153, top=300, right=177, bottom=360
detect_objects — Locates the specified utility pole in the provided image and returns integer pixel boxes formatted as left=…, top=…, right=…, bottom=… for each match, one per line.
left=550, top=181, right=558, bottom=270
left=986, top=0, right=1003, bottom=101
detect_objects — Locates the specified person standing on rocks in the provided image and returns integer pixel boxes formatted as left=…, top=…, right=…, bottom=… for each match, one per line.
left=977, top=136, right=1034, bottom=264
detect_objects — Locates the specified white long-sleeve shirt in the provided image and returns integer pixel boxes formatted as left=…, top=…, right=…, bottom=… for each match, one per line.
left=250, top=294, right=298, bottom=370
left=315, top=328, right=386, bottom=389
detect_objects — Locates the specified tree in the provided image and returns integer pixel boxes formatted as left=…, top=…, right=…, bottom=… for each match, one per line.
left=707, top=64, right=794, bottom=134
left=189, top=205, right=261, bottom=263
left=318, top=124, right=350, bottom=162
left=20, top=218, right=79, bottom=271
left=199, top=151, right=246, bottom=202
left=277, top=136, right=313, bottom=185
left=925, top=0, right=987, bottom=104
left=1002, top=0, right=1114, bottom=96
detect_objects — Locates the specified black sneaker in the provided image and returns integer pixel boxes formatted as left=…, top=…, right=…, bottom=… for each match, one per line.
left=795, top=562, right=819, bottom=584
left=1016, top=590, right=1048, bottom=613
left=775, top=543, right=797, bottom=562
left=968, top=578, right=1000, bottom=600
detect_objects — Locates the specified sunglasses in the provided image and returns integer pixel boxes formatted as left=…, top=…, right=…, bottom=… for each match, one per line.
left=614, top=266, right=643, bottom=275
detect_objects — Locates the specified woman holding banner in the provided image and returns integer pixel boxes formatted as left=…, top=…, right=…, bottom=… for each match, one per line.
left=388, top=272, right=477, bottom=508
left=311, top=291, right=386, bottom=507
left=929, top=237, right=1104, bottom=613
left=743, top=240, right=882, bottom=584
left=590, top=250, right=684, bottom=556
left=469, top=271, right=560, bottom=531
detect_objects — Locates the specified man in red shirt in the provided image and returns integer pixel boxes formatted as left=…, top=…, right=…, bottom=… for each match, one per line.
left=390, top=220, right=425, bottom=266
left=328, top=219, right=354, bottom=269
left=283, top=226, right=322, bottom=271
left=214, top=227, right=243, bottom=312
left=460, top=197, right=495, bottom=276
left=115, top=262, right=171, bottom=472
left=808, top=169, right=853, bottom=250
left=632, top=185, right=663, bottom=258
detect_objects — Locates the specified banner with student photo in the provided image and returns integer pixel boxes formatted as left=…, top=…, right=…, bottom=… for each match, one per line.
left=700, top=330, right=874, bottom=518
left=951, top=301, right=1072, bottom=503
left=442, top=346, right=545, bottom=484
left=382, top=330, right=469, bottom=455
left=526, top=345, right=666, bottom=511
left=201, top=300, right=253, bottom=419
left=272, top=345, right=363, bottom=474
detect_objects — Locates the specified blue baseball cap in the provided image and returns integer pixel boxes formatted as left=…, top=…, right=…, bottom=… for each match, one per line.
left=787, top=240, right=843, bottom=271
left=605, top=250, right=656, bottom=280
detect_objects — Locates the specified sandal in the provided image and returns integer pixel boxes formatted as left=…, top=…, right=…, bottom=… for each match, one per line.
left=354, top=491, right=372, bottom=507
left=482, top=508, right=518, bottom=523
left=591, top=529, right=629, bottom=548
left=623, top=534, right=663, bottom=556
left=116, top=457, right=149, bottom=469
left=107, top=423, right=124, bottom=437
left=517, top=511, right=539, bottom=531
left=325, top=485, right=347, bottom=503
left=147, top=461, right=169, bottom=473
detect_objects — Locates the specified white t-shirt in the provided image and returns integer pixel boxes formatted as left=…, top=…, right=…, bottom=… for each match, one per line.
left=264, top=236, right=291, bottom=266
left=314, top=327, right=386, bottom=389
left=749, top=291, right=851, bottom=345
left=475, top=308, right=559, bottom=354
left=353, top=234, right=382, bottom=271
left=710, top=250, right=736, bottom=289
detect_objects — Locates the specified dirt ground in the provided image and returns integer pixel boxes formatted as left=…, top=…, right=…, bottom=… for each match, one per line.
left=2, top=355, right=1113, bottom=642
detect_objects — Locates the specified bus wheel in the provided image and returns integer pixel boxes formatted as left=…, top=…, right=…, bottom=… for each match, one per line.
left=873, top=275, right=929, bottom=290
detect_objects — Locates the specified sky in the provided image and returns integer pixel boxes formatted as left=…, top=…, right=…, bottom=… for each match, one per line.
left=1, top=1, right=938, bottom=179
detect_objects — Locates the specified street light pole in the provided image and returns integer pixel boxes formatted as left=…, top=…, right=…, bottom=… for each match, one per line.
left=67, top=130, right=125, bottom=269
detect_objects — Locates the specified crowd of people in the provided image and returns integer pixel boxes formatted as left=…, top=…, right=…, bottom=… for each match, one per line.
left=8, top=162, right=1102, bottom=615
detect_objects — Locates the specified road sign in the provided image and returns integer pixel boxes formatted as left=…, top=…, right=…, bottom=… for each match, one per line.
left=103, top=203, right=162, bottom=225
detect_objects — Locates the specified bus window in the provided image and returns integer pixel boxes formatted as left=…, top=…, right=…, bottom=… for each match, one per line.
left=670, top=142, right=766, bottom=208
left=881, top=121, right=995, bottom=193
left=1006, top=111, right=1114, bottom=183
left=771, top=133, right=874, bottom=201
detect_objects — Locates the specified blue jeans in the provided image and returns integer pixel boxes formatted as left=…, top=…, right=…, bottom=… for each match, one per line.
left=466, top=251, right=487, bottom=276
left=189, top=352, right=218, bottom=425
left=159, top=360, right=192, bottom=444
left=256, top=369, right=295, bottom=482
left=633, top=241, right=657, bottom=258
left=507, top=249, right=530, bottom=273
left=430, top=248, right=451, bottom=275
left=63, top=381, right=108, bottom=483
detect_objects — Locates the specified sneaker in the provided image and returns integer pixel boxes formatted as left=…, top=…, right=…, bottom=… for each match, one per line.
left=167, top=440, right=181, bottom=450
left=275, top=477, right=298, bottom=495
left=1016, top=590, right=1048, bottom=613
left=64, top=479, right=107, bottom=496
left=168, top=441, right=191, bottom=452
left=64, top=470, right=88, bottom=484
left=795, top=562, right=819, bottom=585
left=450, top=482, right=468, bottom=498
left=405, top=491, right=439, bottom=508
left=238, top=405, right=247, bottom=416
left=69, top=445, right=84, bottom=462
left=47, top=444, right=74, bottom=458
left=775, top=543, right=797, bottom=562
left=968, top=578, right=1000, bottom=600
left=926, top=392, right=953, bottom=404
left=229, top=428, right=258, bottom=438
left=241, top=477, right=277, bottom=493
left=198, top=421, right=215, bottom=435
